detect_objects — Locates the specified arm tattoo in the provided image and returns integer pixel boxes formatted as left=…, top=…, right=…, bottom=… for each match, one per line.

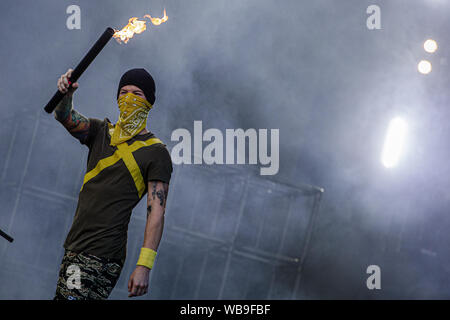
left=148, top=182, right=169, bottom=218
left=156, top=189, right=165, bottom=206
left=68, top=109, right=90, bottom=142
left=157, top=182, right=169, bottom=207
left=54, top=95, right=73, bottom=122
left=151, top=181, right=157, bottom=200
left=54, top=95, right=90, bottom=143
left=147, top=205, right=152, bottom=218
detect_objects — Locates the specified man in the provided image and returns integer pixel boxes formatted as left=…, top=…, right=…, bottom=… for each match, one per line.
left=52, top=68, right=172, bottom=299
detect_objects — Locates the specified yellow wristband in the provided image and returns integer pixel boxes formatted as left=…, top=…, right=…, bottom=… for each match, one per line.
left=136, top=247, right=157, bottom=269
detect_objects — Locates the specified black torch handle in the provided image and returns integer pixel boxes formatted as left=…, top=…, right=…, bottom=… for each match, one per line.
left=44, top=27, right=115, bottom=113
left=0, top=228, right=13, bottom=243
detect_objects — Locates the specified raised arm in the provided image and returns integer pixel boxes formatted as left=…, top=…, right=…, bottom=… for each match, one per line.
left=53, top=68, right=90, bottom=144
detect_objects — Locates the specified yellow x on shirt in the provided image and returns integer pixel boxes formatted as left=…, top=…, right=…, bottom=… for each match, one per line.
left=80, top=137, right=163, bottom=198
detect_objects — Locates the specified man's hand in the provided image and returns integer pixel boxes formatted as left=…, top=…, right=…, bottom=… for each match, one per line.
left=128, top=265, right=150, bottom=297
left=57, top=68, right=79, bottom=97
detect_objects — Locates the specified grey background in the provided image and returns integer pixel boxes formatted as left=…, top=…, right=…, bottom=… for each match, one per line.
left=0, top=0, right=450, bottom=299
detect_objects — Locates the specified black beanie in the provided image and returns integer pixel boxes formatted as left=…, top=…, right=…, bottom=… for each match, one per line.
left=116, top=68, right=156, bottom=105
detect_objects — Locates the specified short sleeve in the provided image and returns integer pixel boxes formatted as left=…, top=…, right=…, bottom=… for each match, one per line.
left=80, top=117, right=104, bottom=148
left=146, top=144, right=173, bottom=184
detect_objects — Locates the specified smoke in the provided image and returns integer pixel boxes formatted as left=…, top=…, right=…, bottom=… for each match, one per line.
left=0, top=0, right=450, bottom=299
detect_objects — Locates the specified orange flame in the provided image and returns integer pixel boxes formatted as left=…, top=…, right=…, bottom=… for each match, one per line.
left=143, top=8, right=168, bottom=26
left=113, top=9, right=168, bottom=44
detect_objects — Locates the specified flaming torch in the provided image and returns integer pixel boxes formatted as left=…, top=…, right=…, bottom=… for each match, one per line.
left=44, top=9, right=168, bottom=113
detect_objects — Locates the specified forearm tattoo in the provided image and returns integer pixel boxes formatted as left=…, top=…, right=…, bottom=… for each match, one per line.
left=54, top=95, right=90, bottom=143
left=67, top=109, right=90, bottom=142
left=54, top=95, right=73, bottom=122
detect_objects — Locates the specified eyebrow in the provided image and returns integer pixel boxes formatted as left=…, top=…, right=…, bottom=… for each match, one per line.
left=120, top=89, right=143, bottom=94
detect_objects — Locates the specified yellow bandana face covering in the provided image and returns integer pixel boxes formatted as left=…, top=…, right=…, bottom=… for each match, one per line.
left=109, top=92, right=153, bottom=146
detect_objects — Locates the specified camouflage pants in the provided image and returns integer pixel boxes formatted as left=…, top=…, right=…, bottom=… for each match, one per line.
left=54, top=250, right=124, bottom=300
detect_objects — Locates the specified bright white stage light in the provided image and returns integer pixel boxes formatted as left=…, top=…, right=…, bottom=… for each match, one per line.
left=418, top=60, right=432, bottom=74
left=424, top=39, right=438, bottom=53
left=381, top=117, right=408, bottom=168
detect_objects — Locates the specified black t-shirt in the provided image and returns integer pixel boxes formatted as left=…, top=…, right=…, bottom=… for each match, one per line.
left=63, top=117, right=173, bottom=261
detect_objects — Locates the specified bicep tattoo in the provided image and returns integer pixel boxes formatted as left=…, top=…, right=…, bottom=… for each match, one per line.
left=149, top=181, right=170, bottom=215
